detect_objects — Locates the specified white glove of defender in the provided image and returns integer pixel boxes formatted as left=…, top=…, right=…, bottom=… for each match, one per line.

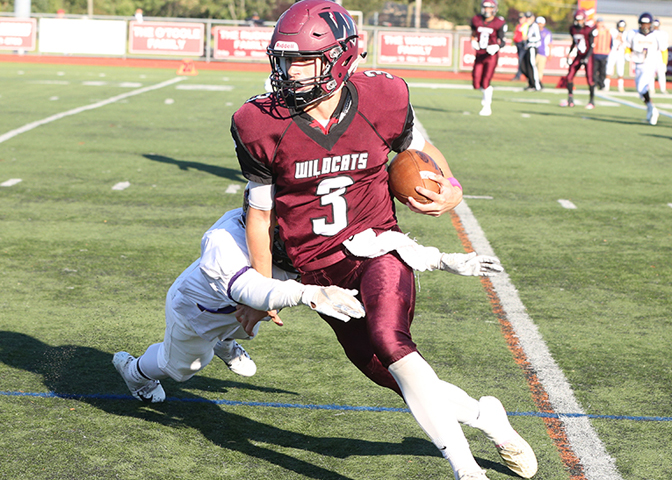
left=301, top=285, right=365, bottom=322
left=439, top=252, right=503, bottom=277
left=486, top=44, right=500, bottom=55
left=471, top=39, right=480, bottom=51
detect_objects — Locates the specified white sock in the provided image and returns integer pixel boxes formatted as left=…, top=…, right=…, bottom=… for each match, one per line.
left=435, top=380, right=480, bottom=424
left=137, top=343, right=169, bottom=380
left=466, top=396, right=517, bottom=445
left=388, top=352, right=481, bottom=475
left=618, top=78, right=624, bottom=90
left=482, top=86, right=493, bottom=106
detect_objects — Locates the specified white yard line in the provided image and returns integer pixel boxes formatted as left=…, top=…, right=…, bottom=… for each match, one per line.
left=558, top=199, right=577, bottom=209
left=1, top=178, right=23, bottom=187
left=0, top=77, right=186, bottom=145
left=415, top=115, right=623, bottom=480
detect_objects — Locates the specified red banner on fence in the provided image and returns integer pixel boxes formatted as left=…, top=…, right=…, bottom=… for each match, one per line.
left=213, top=26, right=369, bottom=63
left=376, top=31, right=452, bottom=66
left=0, top=18, right=37, bottom=51
left=129, top=21, right=204, bottom=56
left=212, top=26, right=273, bottom=60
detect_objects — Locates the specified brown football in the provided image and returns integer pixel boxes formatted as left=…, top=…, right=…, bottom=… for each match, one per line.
left=388, top=149, right=444, bottom=204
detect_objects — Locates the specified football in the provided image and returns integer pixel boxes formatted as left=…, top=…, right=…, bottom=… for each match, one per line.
left=388, top=149, right=444, bottom=204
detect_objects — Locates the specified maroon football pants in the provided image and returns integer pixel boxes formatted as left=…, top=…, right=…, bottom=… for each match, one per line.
left=472, top=53, right=498, bottom=90
left=301, top=252, right=419, bottom=398
left=567, top=55, right=594, bottom=85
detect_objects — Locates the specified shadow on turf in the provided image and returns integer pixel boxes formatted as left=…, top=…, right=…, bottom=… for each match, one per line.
left=143, top=154, right=245, bottom=181
left=0, top=331, right=510, bottom=479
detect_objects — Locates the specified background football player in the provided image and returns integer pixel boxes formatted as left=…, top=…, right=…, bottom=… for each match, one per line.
left=625, top=12, right=668, bottom=125
left=470, top=0, right=507, bottom=116
left=606, top=20, right=627, bottom=92
left=560, top=9, right=597, bottom=108
left=652, top=18, right=669, bottom=94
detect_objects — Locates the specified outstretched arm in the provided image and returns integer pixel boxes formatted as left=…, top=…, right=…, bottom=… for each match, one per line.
left=229, top=268, right=365, bottom=335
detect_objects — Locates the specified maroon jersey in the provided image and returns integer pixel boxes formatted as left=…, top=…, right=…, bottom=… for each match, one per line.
left=569, top=24, right=596, bottom=59
left=470, top=14, right=507, bottom=53
left=231, top=71, right=414, bottom=270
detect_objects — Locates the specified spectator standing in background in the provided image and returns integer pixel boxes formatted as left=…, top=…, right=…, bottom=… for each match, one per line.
left=512, top=12, right=529, bottom=81
left=134, top=8, right=143, bottom=22
left=593, top=18, right=612, bottom=89
left=653, top=19, right=668, bottom=93
left=522, top=12, right=542, bottom=90
left=606, top=20, right=627, bottom=92
left=536, top=16, right=552, bottom=81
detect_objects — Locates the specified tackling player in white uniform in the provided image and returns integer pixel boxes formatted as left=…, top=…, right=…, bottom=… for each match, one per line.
left=625, top=12, right=668, bottom=125
left=113, top=185, right=503, bottom=403
left=113, top=187, right=366, bottom=403
left=653, top=19, right=669, bottom=94
left=605, top=20, right=627, bottom=92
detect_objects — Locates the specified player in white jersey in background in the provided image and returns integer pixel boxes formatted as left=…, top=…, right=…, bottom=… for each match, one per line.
left=605, top=19, right=627, bottom=92
left=625, top=12, right=668, bottom=125
left=113, top=185, right=502, bottom=404
left=653, top=18, right=669, bottom=94
left=113, top=186, right=366, bottom=403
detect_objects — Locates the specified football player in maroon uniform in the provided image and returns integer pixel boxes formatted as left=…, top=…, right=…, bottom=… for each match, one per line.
left=231, top=1, right=537, bottom=479
left=561, top=9, right=597, bottom=108
left=470, top=0, right=507, bottom=116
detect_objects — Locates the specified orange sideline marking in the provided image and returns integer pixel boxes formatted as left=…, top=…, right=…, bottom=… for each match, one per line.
left=450, top=210, right=587, bottom=480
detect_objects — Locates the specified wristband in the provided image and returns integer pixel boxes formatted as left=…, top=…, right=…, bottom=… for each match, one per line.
left=448, top=177, right=462, bottom=190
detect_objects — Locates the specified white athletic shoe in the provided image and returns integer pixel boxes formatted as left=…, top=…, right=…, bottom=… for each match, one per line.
left=456, top=469, right=489, bottom=480
left=214, top=340, right=257, bottom=377
left=476, top=396, right=538, bottom=478
left=495, top=432, right=538, bottom=478
left=479, top=105, right=492, bottom=116
left=650, top=106, right=659, bottom=126
left=112, top=351, right=166, bottom=403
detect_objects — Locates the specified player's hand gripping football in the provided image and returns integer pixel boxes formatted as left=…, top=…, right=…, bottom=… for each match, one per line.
left=407, top=173, right=463, bottom=217
left=301, top=285, right=365, bottom=321
left=439, top=252, right=503, bottom=277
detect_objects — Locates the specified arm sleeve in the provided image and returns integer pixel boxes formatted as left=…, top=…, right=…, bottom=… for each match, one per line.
left=228, top=267, right=305, bottom=311
left=247, top=181, right=274, bottom=211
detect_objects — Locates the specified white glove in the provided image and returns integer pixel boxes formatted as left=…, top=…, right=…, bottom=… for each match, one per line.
left=486, top=44, right=500, bottom=55
left=471, top=39, right=480, bottom=51
left=439, top=252, right=503, bottom=277
left=301, top=285, right=365, bottom=322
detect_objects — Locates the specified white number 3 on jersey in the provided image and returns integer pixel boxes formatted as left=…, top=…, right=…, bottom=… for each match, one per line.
left=312, top=176, right=354, bottom=236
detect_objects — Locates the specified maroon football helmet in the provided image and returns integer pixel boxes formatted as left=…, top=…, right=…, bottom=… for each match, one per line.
left=481, top=0, right=497, bottom=17
left=574, top=9, right=586, bottom=25
left=267, top=0, right=360, bottom=109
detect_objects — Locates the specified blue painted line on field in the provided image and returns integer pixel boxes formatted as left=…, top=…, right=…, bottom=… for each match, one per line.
left=2, top=390, right=671, bottom=422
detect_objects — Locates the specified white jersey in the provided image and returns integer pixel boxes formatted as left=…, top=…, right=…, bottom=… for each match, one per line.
left=625, top=29, right=666, bottom=66
left=609, top=28, right=626, bottom=55
left=172, top=208, right=297, bottom=341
